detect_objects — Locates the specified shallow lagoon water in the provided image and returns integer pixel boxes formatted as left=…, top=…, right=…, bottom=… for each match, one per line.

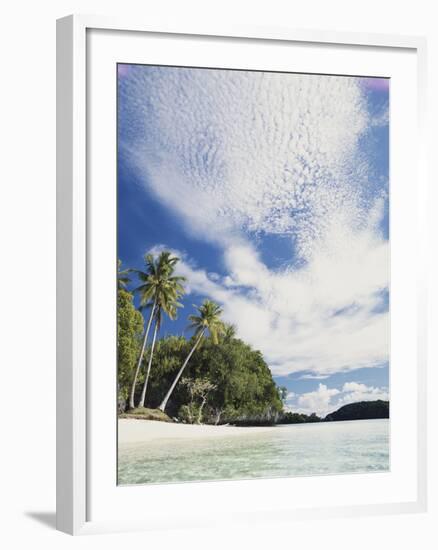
left=118, top=418, right=389, bottom=485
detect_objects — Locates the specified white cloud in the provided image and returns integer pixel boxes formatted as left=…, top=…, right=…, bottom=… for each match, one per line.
left=163, top=243, right=388, bottom=376
left=296, top=384, right=340, bottom=417
left=121, top=67, right=389, bottom=378
left=338, top=382, right=389, bottom=408
left=343, top=382, right=369, bottom=393
left=119, top=67, right=371, bottom=255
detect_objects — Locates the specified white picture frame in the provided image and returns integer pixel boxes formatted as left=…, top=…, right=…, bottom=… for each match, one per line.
left=56, top=14, right=428, bottom=535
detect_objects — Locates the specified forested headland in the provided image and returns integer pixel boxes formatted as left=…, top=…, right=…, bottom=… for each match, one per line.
left=117, top=251, right=283, bottom=425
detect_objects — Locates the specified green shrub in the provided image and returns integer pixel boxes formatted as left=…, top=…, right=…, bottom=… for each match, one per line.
left=178, top=404, right=201, bottom=424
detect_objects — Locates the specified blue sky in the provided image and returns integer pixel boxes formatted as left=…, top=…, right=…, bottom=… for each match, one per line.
left=118, top=65, right=389, bottom=416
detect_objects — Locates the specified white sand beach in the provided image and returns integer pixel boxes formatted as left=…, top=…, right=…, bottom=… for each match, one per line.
left=118, top=418, right=277, bottom=445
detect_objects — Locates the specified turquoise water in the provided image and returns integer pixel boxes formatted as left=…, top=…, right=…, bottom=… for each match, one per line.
left=118, top=419, right=389, bottom=485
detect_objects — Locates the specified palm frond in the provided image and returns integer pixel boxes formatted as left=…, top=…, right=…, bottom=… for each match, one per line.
left=117, top=259, right=132, bottom=289
left=133, top=250, right=187, bottom=324
left=186, top=300, right=224, bottom=345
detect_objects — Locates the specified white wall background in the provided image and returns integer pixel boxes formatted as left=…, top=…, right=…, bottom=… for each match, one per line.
left=0, top=0, right=436, bottom=548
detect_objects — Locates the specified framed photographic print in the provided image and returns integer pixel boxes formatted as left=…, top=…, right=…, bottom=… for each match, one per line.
left=56, top=15, right=427, bottom=535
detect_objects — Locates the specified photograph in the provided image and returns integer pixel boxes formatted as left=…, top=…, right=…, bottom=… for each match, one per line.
left=116, top=63, right=390, bottom=486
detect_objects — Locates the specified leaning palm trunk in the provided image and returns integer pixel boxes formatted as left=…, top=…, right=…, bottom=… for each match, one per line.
left=129, top=300, right=156, bottom=409
left=158, top=329, right=205, bottom=412
left=137, top=320, right=158, bottom=408
left=197, top=398, right=207, bottom=424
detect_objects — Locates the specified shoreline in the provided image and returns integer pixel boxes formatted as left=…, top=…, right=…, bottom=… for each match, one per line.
left=118, top=418, right=278, bottom=445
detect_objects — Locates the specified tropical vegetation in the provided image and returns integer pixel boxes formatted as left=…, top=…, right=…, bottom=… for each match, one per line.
left=118, top=250, right=284, bottom=424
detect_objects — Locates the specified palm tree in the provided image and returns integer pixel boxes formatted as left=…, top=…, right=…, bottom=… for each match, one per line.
left=222, top=323, right=237, bottom=342
left=128, top=251, right=185, bottom=409
left=117, top=259, right=131, bottom=290
left=158, top=300, right=224, bottom=412
left=137, top=300, right=179, bottom=409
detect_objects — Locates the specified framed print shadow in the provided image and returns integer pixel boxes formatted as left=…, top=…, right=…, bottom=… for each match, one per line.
left=56, top=15, right=427, bottom=535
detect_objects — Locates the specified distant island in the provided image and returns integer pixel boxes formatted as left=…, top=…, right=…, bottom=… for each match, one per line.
left=324, top=400, right=389, bottom=422
left=280, top=400, right=389, bottom=424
